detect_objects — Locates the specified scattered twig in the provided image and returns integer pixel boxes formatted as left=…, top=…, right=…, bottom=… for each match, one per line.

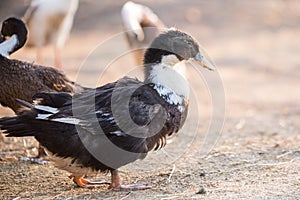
left=168, top=164, right=176, bottom=183
left=276, top=151, right=294, bottom=159
left=276, top=150, right=300, bottom=159
left=120, top=191, right=132, bottom=200
left=157, top=191, right=194, bottom=200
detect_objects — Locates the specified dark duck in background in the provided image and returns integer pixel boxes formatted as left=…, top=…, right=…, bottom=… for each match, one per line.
left=0, top=28, right=216, bottom=190
left=0, top=17, right=83, bottom=158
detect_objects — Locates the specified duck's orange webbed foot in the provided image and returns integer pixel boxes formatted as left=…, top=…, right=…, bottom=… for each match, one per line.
left=69, top=174, right=110, bottom=188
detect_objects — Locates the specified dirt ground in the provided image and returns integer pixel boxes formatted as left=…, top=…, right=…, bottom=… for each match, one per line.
left=0, top=0, right=300, bottom=199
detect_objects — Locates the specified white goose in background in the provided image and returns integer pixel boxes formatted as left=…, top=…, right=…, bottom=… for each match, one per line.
left=121, top=1, right=166, bottom=66
left=23, top=0, right=79, bottom=69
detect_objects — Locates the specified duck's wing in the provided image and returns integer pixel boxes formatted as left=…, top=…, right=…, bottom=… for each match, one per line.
left=43, top=77, right=156, bottom=132
left=33, top=77, right=169, bottom=151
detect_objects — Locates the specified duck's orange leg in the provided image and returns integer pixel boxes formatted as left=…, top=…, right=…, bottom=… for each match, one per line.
left=109, top=170, right=151, bottom=191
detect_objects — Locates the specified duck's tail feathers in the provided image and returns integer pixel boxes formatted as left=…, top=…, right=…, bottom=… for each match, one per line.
left=1, top=99, right=38, bottom=137
left=0, top=114, right=36, bottom=137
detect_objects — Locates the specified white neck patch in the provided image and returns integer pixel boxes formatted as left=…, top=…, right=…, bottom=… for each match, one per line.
left=161, top=54, right=180, bottom=66
left=0, top=34, right=18, bottom=58
left=147, top=58, right=190, bottom=104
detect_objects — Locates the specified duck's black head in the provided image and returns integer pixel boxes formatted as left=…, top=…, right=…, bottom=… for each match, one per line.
left=143, top=28, right=216, bottom=100
left=1, top=17, right=28, bottom=52
left=143, top=28, right=216, bottom=71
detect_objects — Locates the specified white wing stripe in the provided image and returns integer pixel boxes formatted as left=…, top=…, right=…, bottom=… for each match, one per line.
left=51, top=117, right=81, bottom=125
left=36, top=114, right=53, bottom=119
left=34, top=105, right=59, bottom=114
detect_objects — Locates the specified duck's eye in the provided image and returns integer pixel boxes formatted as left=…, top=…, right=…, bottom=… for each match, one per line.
left=186, top=40, right=193, bottom=45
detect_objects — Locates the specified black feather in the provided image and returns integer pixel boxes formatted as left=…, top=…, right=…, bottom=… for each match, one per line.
left=33, top=92, right=72, bottom=108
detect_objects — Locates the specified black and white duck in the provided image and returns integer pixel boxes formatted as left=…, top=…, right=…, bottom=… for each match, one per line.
left=0, top=28, right=216, bottom=190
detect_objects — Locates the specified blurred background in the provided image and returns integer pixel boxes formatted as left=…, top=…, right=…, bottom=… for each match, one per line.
left=0, top=0, right=299, bottom=199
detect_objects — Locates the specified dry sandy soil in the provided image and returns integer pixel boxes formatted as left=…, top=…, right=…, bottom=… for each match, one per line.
left=0, top=0, right=300, bottom=199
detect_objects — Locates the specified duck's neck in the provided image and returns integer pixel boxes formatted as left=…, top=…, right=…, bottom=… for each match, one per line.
left=144, top=60, right=189, bottom=104
left=0, top=34, right=19, bottom=58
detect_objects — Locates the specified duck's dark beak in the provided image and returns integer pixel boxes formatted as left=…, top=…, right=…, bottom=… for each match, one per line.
left=189, top=51, right=216, bottom=71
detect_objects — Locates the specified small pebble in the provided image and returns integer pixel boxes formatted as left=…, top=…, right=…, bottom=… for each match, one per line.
left=196, top=186, right=206, bottom=195
left=199, top=172, right=205, bottom=177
